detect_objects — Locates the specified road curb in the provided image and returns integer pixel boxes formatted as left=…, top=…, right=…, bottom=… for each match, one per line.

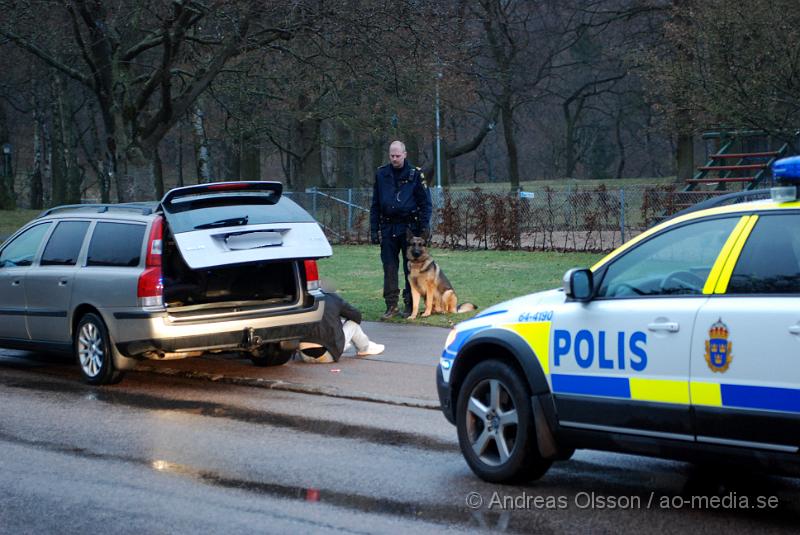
left=136, top=364, right=440, bottom=410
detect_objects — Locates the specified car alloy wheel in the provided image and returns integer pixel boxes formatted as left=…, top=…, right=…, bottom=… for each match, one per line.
left=75, top=313, right=123, bottom=385
left=465, top=378, right=520, bottom=466
left=456, top=360, right=551, bottom=483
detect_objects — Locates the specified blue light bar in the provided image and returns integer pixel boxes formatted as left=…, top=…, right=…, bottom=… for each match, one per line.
left=773, top=156, right=800, bottom=180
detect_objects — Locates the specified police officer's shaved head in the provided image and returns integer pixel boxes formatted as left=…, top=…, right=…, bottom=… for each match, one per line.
left=389, top=141, right=407, bottom=169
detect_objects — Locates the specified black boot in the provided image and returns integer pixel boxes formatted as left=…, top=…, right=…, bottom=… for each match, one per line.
left=381, top=304, right=400, bottom=320
left=402, top=301, right=413, bottom=318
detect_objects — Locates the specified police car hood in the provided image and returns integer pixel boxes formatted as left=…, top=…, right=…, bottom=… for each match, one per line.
left=444, top=288, right=563, bottom=360
left=473, top=288, right=563, bottom=322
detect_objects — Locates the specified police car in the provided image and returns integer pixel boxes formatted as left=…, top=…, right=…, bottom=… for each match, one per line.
left=437, top=156, right=800, bottom=483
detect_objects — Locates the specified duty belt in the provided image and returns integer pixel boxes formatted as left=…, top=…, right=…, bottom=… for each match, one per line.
left=381, top=215, right=417, bottom=225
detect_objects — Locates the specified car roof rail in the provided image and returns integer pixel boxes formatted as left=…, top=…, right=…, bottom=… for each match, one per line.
left=38, top=203, right=157, bottom=218
left=665, top=189, right=772, bottom=222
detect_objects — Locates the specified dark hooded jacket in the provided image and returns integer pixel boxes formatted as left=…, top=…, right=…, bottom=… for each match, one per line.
left=304, top=291, right=362, bottom=361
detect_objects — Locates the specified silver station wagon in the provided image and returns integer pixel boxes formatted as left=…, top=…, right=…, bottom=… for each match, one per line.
left=0, top=182, right=332, bottom=384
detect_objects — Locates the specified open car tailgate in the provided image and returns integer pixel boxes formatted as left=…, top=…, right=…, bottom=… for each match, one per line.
left=160, top=181, right=332, bottom=269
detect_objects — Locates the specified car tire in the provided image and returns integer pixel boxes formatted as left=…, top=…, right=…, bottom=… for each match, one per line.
left=75, top=312, right=124, bottom=385
left=250, top=343, right=295, bottom=367
left=456, top=360, right=551, bottom=483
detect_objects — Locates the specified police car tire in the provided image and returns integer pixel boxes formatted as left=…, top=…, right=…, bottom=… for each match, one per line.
left=250, top=344, right=294, bottom=367
left=456, top=360, right=551, bottom=483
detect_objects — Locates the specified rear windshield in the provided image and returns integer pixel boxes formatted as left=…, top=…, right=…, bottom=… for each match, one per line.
left=163, top=195, right=314, bottom=234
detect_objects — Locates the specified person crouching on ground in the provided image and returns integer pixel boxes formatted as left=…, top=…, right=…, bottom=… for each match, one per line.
left=299, top=288, right=384, bottom=363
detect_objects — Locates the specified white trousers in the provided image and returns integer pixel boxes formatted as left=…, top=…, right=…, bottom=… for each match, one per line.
left=300, top=320, right=370, bottom=361
left=342, top=320, right=370, bottom=353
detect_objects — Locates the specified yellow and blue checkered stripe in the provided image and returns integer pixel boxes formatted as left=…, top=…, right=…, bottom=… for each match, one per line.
left=551, top=374, right=800, bottom=413
left=447, top=321, right=800, bottom=414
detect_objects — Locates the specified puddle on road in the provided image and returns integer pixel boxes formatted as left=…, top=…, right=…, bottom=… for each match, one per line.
left=0, top=425, right=518, bottom=533
left=147, top=456, right=521, bottom=532
left=0, top=375, right=456, bottom=453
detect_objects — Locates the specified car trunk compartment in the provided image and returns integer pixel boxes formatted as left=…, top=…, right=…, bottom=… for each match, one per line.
left=162, top=229, right=300, bottom=313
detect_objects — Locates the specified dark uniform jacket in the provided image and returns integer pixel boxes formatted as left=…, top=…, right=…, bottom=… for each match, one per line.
left=304, top=291, right=362, bottom=361
left=370, top=162, right=432, bottom=238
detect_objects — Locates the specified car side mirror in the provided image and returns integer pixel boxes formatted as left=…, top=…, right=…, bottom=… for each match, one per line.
left=563, top=268, right=593, bottom=302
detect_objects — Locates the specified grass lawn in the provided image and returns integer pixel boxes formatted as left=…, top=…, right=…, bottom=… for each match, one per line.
left=0, top=209, right=43, bottom=239
left=318, top=245, right=601, bottom=327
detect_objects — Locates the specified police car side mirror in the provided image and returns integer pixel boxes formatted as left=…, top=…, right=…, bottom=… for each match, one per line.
left=563, top=268, right=593, bottom=302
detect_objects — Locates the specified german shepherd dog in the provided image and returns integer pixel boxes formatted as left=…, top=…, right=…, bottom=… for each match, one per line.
left=405, top=229, right=477, bottom=320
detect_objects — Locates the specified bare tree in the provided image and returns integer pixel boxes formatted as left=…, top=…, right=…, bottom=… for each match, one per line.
left=0, top=0, right=314, bottom=200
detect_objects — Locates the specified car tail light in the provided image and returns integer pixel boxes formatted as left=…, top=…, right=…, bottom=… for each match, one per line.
left=138, top=216, right=164, bottom=306
left=205, top=182, right=253, bottom=191
left=304, top=259, right=320, bottom=292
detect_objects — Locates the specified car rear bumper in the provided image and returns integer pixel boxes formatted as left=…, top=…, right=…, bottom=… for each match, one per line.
left=111, top=295, right=325, bottom=357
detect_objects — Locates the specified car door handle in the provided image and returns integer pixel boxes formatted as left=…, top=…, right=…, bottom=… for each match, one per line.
left=11, top=279, right=20, bottom=286
left=789, top=324, right=800, bottom=335
left=58, top=279, right=69, bottom=286
left=647, top=321, right=679, bottom=333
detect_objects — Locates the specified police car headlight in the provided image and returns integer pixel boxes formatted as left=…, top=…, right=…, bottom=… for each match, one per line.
left=445, top=328, right=457, bottom=350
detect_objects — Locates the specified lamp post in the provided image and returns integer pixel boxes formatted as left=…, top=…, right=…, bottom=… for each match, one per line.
left=2, top=142, right=10, bottom=180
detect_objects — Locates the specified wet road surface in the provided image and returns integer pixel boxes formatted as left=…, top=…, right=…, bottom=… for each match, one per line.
left=1, top=347, right=800, bottom=534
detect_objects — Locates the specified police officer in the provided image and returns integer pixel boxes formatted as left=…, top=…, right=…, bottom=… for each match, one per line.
left=370, top=140, right=432, bottom=319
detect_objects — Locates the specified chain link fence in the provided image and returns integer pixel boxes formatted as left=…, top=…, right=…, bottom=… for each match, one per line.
left=286, top=184, right=728, bottom=252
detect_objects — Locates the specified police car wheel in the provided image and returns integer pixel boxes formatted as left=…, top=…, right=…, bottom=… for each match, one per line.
left=456, top=360, right=551, bottom=483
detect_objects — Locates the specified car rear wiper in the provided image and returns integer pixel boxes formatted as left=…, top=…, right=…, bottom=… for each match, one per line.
left=194, top=216, right=249, bottom=230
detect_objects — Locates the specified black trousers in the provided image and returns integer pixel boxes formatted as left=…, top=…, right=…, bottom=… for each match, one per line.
left=380, top=225, right=411, bottom=308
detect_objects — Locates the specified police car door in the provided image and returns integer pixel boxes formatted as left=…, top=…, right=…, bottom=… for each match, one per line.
left=691, top=212, right=800, bottom=453
left=550, top=216, right=743, bottom=441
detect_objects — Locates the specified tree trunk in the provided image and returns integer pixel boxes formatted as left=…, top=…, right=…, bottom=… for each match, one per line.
left=299, top=118, right=321, bottom=188
left=87, top=99, right=110, bottom=203
left=501, top=99, right=520, bottom=191
left=434, top=139, right=451, bottom=188
left=192, top=106, right=212, bottom=184
left=239, top=134, right=261, bottom=181
left=371, top=134, right=388, bottom=176
left=50, top=77, right=67, bottom=205
left=615, top=112, right=626, bottom=179
left=320, top=119, right=336, bottom=187
left=177, top=118, right=185, bottom=187
left=288, top=115, right=321, bottom=191
left=118, top=144, right=156, bottom=201
left=0, top=105, right=14, bottom=209
left=676, top=128, right=694, bottom=182
left=563, top=103, right=577, bottom=178
left=31, top=108, right=44, bottom=209
left=335, top=121, right=359, bottom=187
left=405, top=134, right=420, bottom=168
left=42, top=115, right=52, bottom=207
left=65, top=124, right=82, bottom=204
left=153, top=145, right=164, bottom=199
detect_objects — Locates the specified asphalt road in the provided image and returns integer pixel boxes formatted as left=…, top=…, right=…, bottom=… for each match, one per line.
left=1, top=322, right=799, bottom=534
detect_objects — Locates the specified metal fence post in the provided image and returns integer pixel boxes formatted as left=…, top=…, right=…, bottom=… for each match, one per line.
left=347, top=188, right=352, bottom=235
left=619, top=188, right=626, bottom=244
